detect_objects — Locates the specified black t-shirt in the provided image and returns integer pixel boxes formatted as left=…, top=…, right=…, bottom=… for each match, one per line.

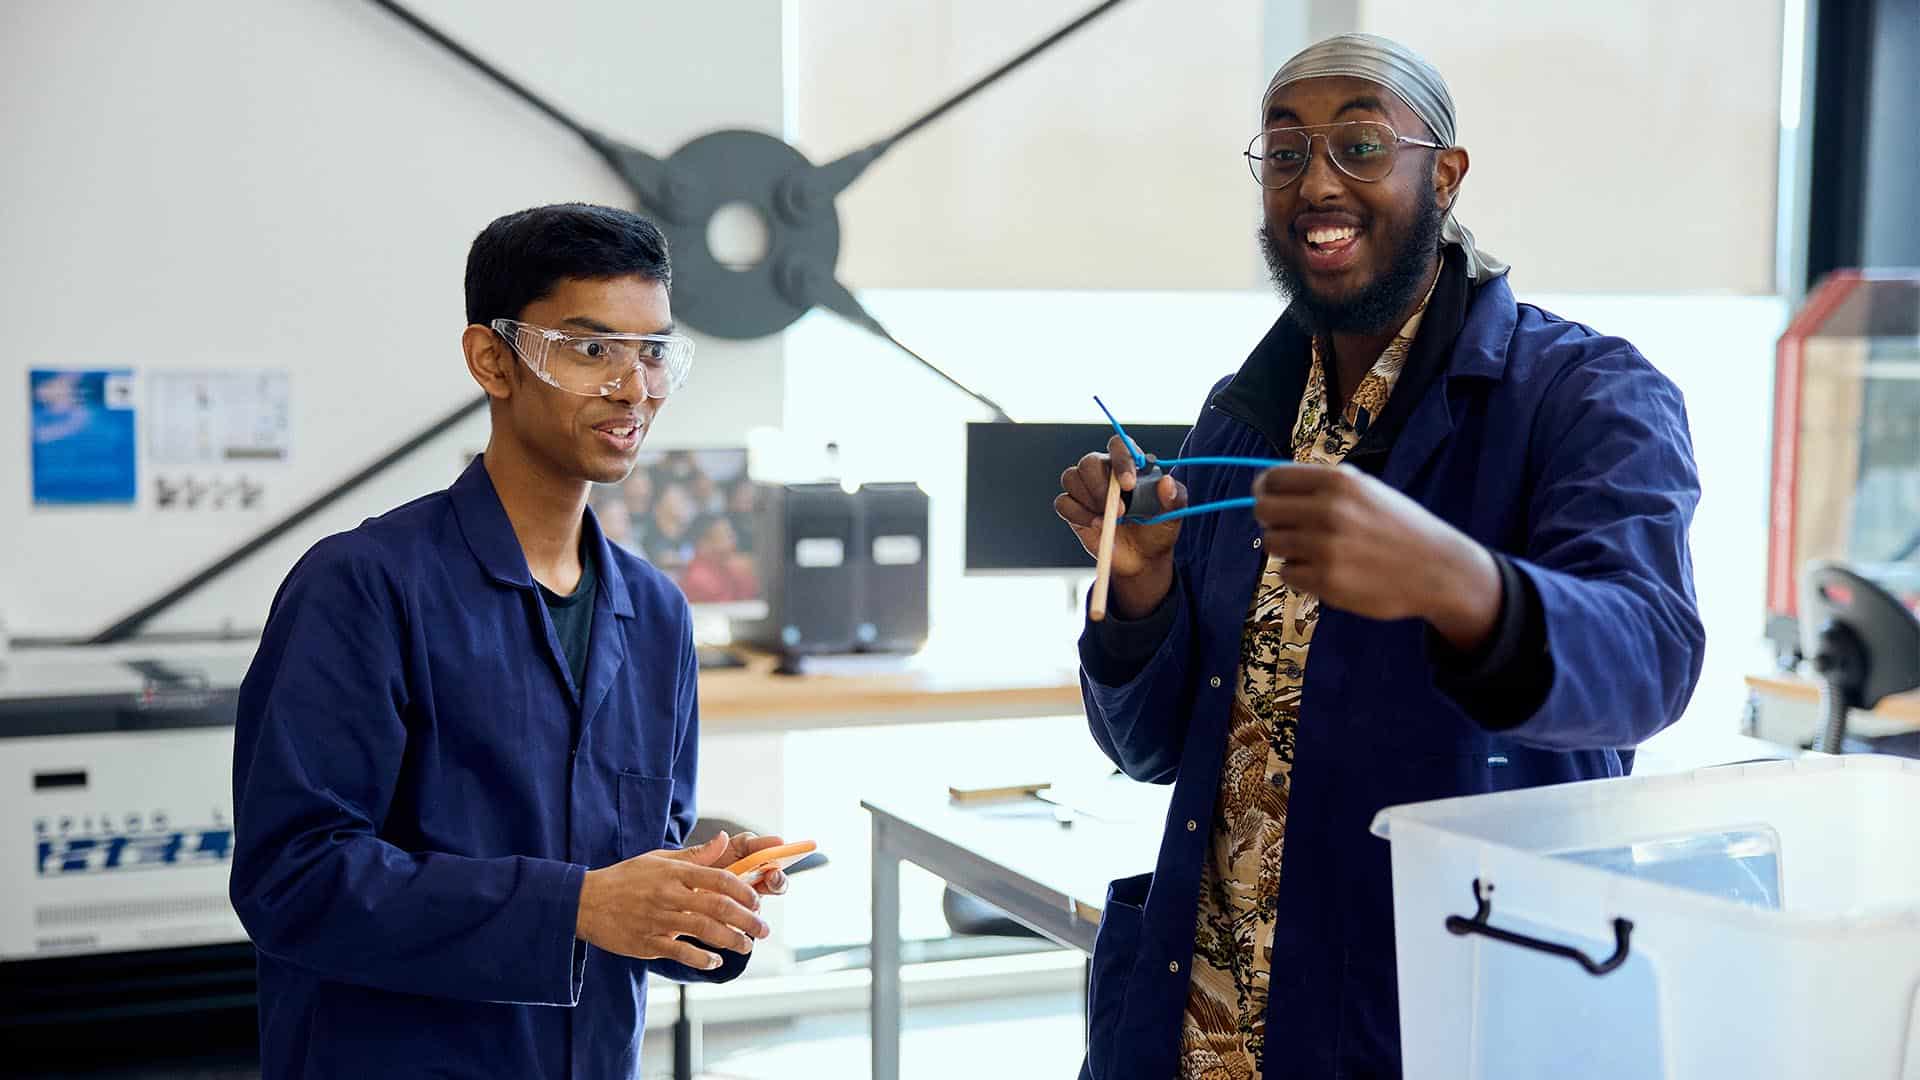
left=538, top=544, right=598, bottom=698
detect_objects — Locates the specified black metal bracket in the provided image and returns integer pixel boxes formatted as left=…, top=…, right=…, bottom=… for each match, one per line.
left=1443, top=879, right=1633, bottom=977
left=364, top=0, right=1138, bottom=418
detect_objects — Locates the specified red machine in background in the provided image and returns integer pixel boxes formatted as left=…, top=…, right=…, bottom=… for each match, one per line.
left=1767, top=271, right=1920, bottom=666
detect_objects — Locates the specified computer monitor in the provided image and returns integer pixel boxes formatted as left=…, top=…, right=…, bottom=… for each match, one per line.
left=964, top=421, right=1193, bottom=573
left=590, top=448, right=768, bottom=617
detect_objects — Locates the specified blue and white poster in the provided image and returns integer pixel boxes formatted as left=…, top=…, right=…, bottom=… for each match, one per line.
left=30, top=369, right=138, bottom=505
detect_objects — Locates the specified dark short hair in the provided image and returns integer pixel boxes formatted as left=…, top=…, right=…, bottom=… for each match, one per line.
left=464, top=203, right=672, bottom=326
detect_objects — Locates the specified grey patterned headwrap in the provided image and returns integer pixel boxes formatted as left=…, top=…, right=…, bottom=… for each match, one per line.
left=1265, top=33, right=1508, bottom=282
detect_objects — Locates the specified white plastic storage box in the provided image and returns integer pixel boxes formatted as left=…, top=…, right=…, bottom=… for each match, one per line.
left=1371, top=755, right=1920, bottom=1079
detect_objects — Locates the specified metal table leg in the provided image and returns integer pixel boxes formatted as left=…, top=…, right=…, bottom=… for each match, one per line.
left=1082, top=956, right=1092, bottom=1049
left=672, top=983, right=703, bottom=1080
left=871, top=815, right=902, bottom=1080
left=673, top=984, right=691, bottom=1080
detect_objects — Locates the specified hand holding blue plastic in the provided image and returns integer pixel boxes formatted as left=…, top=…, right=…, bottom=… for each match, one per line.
left=1092, top=396, right=1289, bottom=525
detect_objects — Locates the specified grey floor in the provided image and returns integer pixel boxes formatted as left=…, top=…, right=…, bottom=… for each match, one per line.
left=646, top=989, right=1085, bottom=1079
left=12, top=991, right=1085, bottom=1080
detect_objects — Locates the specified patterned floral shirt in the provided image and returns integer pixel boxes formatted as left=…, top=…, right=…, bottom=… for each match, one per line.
left=1177, top=281, right=1436, bottom=1080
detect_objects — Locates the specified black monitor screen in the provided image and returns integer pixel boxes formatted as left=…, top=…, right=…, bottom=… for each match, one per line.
left=965, top=421, right=1193, bottom=573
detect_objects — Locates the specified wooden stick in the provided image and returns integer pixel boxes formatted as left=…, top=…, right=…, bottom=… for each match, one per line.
left=1089, top=468, right=1122, bottom=622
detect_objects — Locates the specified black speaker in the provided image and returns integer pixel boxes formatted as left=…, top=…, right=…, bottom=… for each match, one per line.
left=732, top=483, right=859, bottom=659
left=731, top=480, right=931, bottom=668
left=853, top=482, right=929, bottom=653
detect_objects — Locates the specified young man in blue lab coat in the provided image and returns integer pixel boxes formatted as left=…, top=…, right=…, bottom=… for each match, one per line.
left=1056, top=35, right=1703, bottom=1079
left=230, top=203, right=792, bottom=1078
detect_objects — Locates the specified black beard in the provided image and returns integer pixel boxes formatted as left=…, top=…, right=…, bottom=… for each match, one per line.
left=1260, top=184, right=1446, bottom=336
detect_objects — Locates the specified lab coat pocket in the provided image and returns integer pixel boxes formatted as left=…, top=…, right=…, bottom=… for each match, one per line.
left=1335, top=943, right=1401, bottom=1078
left=616, top=773, right=674, bottom=859
left=1085, top=872, right=1151, bottom=1078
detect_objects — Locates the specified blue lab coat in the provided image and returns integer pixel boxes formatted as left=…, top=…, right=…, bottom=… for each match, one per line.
left=1078, top=270, right=1703, bottom=1078
left=230, top=458, right=744, bottom=1079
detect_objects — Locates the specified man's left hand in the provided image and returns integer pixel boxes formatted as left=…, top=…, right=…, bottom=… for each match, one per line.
left=1252, top=463, right=1501, bottom=652
left=715, top=832, right=791, bottom=897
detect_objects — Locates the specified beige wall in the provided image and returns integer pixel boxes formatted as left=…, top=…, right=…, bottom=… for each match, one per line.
left=800, top=0, right=1785, bottom=295
left=797, top=0, right=1269, bottom=290
left=1357, top=0, right=1784, bottom=293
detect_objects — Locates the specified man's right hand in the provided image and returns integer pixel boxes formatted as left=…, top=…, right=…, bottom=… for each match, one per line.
left=575, top=832, right=771, bottom=970
left=1055, top=435, right=1188, bottom=619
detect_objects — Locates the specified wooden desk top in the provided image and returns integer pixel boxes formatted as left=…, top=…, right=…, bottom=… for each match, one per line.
left=1745, top=672, right=1920, bottom=727
left=699, top=651, right=1084, bottom=732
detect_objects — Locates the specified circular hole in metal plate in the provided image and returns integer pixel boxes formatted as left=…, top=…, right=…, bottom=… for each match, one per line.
left=707, top=201, right=771, bottom=271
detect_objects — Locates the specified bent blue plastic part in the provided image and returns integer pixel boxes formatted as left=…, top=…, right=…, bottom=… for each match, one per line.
left=1096, top=398, right=1289, bottom=526
left=1157, top=456, right=1288, bottom=470
left=1123, top=496, right=1257, bottom=526
left=1093, top=394, right=1147, bottom=467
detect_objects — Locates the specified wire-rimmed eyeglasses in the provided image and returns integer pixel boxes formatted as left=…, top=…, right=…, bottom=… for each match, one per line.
left=1244, top=121, right=1446, bottom=190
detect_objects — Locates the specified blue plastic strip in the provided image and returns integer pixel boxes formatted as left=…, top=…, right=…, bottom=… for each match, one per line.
left=1157, top=456, right=1289, bottom=470
left=1122, top=496, right=1256, bottom=526
left=1092, top=395, right=1147, bottom=467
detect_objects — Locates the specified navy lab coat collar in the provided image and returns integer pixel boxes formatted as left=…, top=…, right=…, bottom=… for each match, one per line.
left=1209, top=246, right=1510, bottom=486
left=448, top=456, right=635, bottom=619
left=449, top=456, right=635, bottom=721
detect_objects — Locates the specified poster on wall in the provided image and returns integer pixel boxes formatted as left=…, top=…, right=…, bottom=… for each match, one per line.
left=29, top=369, right=138, bottom=505
left=147, top=370, right=291, bottom=465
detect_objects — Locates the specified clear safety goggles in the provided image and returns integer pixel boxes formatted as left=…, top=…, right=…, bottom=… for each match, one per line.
left=491, top=318, right=695, bottom=399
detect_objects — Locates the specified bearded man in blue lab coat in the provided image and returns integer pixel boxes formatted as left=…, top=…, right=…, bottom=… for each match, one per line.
left=1055, top=35, right=1704, bottom=1080
left=230, top=203, right=793, bottom=1078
